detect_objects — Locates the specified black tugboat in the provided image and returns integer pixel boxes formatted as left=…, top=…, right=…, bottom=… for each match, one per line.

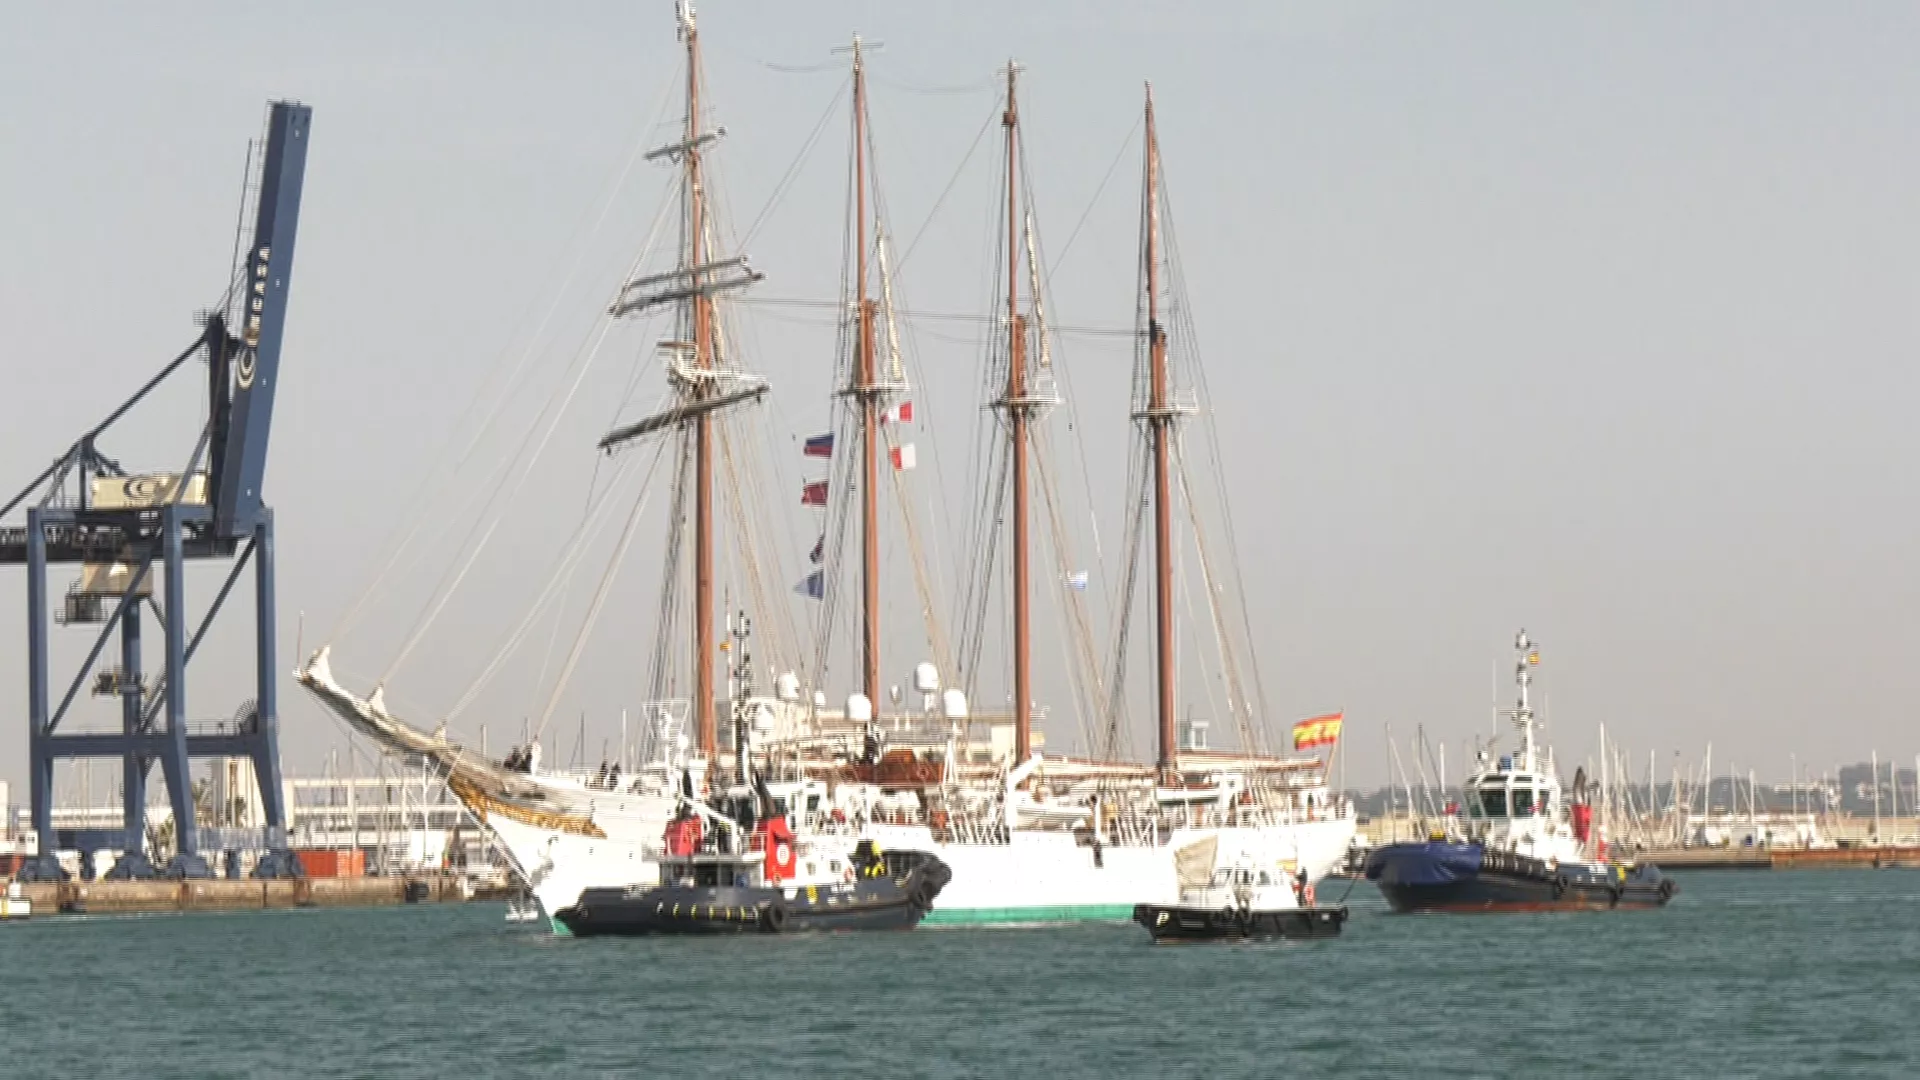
left=555, top=610, right=951, bottom=936
left=556, top=822, right=950, bottom=936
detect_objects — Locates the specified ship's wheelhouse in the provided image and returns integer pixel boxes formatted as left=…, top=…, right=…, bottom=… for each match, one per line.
left=1464, top=765, right=1559, bottom=820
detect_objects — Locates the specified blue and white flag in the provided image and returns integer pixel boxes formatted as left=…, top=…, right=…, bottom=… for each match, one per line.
left=1066, top=570, right=1089, bottom=591
left=795, top=570, right=825, bottom=599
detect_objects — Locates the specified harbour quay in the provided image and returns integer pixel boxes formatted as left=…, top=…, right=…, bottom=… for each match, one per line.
left=8, top=872, right=471, bottom=916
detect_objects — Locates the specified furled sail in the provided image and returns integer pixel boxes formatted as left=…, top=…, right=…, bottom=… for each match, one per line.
left=1173, top=835, right=1219, bottom=893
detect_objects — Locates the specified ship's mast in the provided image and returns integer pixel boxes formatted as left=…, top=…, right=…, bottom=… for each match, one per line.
left=1513, top=630, right=1538, bottom=771
left=1143, top=85, right=1178, bottom=778
left=852, top=37, right=883, bottom=715
left=1003, top=62, right=1033, bottom=763
left=684, top=4, right=717, bottom=756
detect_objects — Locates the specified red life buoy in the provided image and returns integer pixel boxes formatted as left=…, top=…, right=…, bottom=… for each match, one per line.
left=761, top=818, right=798, bottom=881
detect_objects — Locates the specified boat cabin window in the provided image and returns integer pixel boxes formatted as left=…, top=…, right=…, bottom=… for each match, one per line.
left=1512, top=788, right=1536, bottom=817
left=1479, top=787, right=1508, bottom=817
left=806, top=794, right=821, bottom=813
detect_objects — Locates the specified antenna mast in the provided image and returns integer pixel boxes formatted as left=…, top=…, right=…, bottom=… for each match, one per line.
left=1514, top=630, right=1538, bottom=771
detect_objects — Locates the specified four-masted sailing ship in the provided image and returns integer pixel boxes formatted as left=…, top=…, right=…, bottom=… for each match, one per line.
left=299, top=4, right=1353, bottom=930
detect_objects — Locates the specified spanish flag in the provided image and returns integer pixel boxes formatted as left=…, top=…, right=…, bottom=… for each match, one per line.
left=1292, top=711, right=1344, bottom=751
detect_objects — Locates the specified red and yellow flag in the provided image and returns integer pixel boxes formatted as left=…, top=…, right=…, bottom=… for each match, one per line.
left=1292, top=711, right=1344, bottom=751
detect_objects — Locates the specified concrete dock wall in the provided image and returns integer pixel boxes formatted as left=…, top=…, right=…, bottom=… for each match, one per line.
left=8, top=874, right=470, bottom=915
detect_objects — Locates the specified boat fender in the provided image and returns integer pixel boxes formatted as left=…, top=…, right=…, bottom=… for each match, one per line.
left=762, top=899, right=789, bottom=933
left=844, top=866, right=856, bottom=884
left=1607, top=884, right=1623, bottom=908
left=1658, top=878, right=1675, bottom=900
left=1302, top=882, right=1316, bottom=907
left=909, top=878, right=937, bottom=912
left=1551, top=873, right=1568, bottom=900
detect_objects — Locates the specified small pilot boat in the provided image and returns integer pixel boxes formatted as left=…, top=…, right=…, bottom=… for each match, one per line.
left=1132, top=837, right=1348, bottom=942
left=1, top=881, right=31, bottom=921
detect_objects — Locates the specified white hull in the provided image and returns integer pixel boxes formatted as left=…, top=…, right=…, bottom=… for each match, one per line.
left=867, top=813, right=1355, bottom=924
left=482, top=813, right=663, bottom=923
left=298, top=647, right=1356, bottom=929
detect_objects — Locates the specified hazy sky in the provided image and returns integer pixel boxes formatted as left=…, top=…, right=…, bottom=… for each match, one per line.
left=4, top=2, right=1919, bottom=801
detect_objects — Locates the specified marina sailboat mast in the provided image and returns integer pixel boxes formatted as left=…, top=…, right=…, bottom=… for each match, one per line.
left=1141, top=85, right=1178, bottom=779
left=1001, top=62, right=1035, bottom=762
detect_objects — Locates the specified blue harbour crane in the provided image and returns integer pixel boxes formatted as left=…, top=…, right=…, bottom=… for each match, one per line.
left=0, top=101, right=312, bottom=881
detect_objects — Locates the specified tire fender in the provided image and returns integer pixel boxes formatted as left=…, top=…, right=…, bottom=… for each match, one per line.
left=762, top=899, right=789, bottom=933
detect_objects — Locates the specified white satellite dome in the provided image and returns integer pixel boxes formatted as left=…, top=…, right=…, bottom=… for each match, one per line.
left=941, top=688, right=968, bottom=720
left=913, top=662, right=940, bottom=694
left=846, top=692, right=873, bottom=723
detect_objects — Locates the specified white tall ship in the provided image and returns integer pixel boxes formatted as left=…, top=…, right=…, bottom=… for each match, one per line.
left=300, top=12, right=1353, bottom=928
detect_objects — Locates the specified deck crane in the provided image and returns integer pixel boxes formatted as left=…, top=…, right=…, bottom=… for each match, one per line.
left=0, top=101, right=312, bottom=881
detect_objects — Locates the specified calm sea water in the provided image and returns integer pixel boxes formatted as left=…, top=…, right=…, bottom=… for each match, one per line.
left=1, top=869, right=1914, bottom=1079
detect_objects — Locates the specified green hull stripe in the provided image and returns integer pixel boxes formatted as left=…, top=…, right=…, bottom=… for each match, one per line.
left=922, top=904, right=1134, bottom=925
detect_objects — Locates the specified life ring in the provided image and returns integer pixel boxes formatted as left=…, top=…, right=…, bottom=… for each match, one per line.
left=762, top=899, right=790, bottom=933
left=1302, top=882, right=1316, bottom=907
left=843, top=866, right=857, bottom=884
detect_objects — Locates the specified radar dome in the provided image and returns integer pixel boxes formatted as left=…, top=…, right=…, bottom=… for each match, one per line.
left=775, top=671, right=800, bottom=702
